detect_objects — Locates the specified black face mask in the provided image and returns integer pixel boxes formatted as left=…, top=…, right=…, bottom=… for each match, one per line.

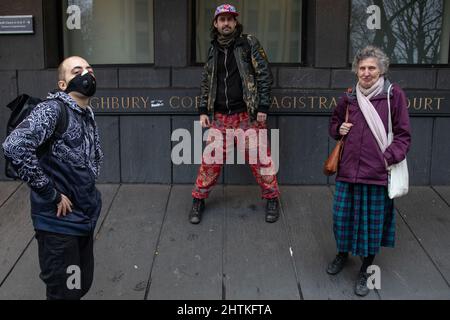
left=65, top=73, right=97, bottom=97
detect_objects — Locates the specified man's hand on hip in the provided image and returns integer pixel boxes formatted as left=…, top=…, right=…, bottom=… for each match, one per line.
left=200, top=114, right=211, bottom=128
left=257, top=112, right=267, bottom=122
left=57, top=194, right=73, bottom=218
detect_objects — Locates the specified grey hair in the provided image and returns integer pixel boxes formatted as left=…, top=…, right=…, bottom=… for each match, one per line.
left=352, top=45, right=390, bottom=75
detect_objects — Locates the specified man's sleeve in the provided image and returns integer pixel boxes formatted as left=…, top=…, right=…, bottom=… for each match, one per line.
left=248, top=35, right=273, bottom=113
left=92, top=119, right=104, bottom=179
left=198, top=47, right=213, bottom=115
left=2, top=101, right=62, bottom=203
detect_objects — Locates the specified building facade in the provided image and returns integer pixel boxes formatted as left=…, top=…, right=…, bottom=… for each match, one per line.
left=1, top=0, right=449, bottom=185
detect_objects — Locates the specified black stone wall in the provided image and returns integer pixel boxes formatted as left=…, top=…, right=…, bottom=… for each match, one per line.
left=1, top=0, right=449, bottom=185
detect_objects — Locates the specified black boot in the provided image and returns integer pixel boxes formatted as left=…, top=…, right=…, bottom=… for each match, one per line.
left=265, top=198, right=280, bottom=223
left=326, top=253, right=348, bottom=275
left=354, top=254, right=375, bottom=296
left=354, top=271, right=370, bottom=297
left=189, top=198, right=205, bottom=224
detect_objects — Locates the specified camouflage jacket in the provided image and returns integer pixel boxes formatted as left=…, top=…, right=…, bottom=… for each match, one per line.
left=198, top=34, right=273, bottom=119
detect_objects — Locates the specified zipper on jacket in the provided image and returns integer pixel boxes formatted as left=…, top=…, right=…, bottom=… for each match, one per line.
left=81, top=115, right=89, bottom=168
left=209, top=49, right=216, bottom=118
left=81, top=113, right=96, bottom=181
left=224, top=48, right=231, bottom=114
left=354, top=124, right=364, bottom=184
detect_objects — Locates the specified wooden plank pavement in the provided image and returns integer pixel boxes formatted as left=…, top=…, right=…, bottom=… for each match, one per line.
left=0, top=182, right=449, bottom=300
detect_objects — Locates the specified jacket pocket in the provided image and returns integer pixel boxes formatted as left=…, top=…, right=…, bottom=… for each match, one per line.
left=72, top=183, right=98, bottom=216
left=30, top=191, right=57, bottom=213
left=241, top=49, right=251, bottom=63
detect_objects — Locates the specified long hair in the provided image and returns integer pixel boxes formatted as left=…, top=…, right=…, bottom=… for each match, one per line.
left=210, top=19, right=243, bottom=39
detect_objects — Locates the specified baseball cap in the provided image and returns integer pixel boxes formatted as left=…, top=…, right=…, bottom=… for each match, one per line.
left=214, top=4, right=239, bottom=19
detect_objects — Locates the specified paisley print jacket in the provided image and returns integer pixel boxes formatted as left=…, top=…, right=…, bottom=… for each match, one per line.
left=2, top=91, right=103, bottom=235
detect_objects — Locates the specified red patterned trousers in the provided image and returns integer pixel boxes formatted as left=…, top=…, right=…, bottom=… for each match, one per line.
left=192, top=112, right=280, bottom=200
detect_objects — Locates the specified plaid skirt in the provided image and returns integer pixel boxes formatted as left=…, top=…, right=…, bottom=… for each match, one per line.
left=333, top=181, right=396, bottom=257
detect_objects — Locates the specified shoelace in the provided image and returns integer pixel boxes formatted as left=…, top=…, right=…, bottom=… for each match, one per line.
left=333, top=255, right=345, bottom=266
left=336, top=255, right=344, bottom=263
left=268, top=200, right=278, bottom=211
left=193, top=201, right=202, bottom=211
left=358, top=273, right=369, bottom=287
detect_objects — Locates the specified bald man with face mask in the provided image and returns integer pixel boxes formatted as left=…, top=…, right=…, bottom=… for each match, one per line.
left=3, top=56, right=103, bottom=300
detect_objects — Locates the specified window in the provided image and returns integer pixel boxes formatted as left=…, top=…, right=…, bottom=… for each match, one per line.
left=195, top=0, right=303, bottom=63
left=350, top=0, right=450, bottom=64
left=63, top=0, right=154, bottom=64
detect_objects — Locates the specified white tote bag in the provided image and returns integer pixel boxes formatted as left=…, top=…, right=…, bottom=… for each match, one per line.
left=387, top=85, right=409, bottom=199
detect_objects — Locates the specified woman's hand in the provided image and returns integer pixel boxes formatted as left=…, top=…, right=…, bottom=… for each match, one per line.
left=339, top=122, right=353, bottom=136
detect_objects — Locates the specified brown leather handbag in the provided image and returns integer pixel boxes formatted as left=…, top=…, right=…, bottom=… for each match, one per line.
left=323, top=106, right=349, bottom=176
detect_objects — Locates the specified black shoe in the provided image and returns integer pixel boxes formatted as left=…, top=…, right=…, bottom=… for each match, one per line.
left=189, top=198, right=205, bottom=224
left=326, top=254, right=348, bottom=275
left=354, top=271, right=370, bottom=297
left=265, top=198, right=280, bottom=223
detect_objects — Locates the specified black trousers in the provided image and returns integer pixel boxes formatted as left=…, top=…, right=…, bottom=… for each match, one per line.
left=35, top=230, right=94, bottom=300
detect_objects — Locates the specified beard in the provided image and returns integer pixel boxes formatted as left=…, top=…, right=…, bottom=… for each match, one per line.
left=219, top=25, right=234, bottom=35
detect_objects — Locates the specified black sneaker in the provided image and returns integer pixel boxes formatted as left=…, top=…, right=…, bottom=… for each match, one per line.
left=354, top=271, right=370, bottom=297
left=326, top=254, right=348, bottom=275
left=265, top=198, right=280, bottom=223
left=189, top=198, right=205, bottom=224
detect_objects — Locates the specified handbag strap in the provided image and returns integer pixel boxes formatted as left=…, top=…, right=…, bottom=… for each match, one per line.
left=339, top=105, right=349, bottom=142
left=345, top=105, right=349, bottom=122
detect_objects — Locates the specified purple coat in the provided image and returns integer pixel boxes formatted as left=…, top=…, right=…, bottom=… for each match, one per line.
left=329, top=80, right=411, bottom=186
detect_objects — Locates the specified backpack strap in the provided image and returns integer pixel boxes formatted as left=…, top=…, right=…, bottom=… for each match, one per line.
left=36, top=98, right=69, bottom=158
left=52, top=98, right=69, bottom=139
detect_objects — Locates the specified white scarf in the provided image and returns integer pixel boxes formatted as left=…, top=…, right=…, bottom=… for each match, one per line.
left=356, top=76, right=388, bottom=152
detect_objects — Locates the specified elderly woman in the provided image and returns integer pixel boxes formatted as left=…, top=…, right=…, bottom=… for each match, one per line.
left=327, top=46, right=411, bottom=296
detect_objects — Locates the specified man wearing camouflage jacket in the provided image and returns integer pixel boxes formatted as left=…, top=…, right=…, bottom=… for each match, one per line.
left=190, top=4, right=280, bottom=225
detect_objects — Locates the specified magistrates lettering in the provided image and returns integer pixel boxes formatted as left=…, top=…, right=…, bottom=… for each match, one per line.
left=89, top=89, right=448, bottom=115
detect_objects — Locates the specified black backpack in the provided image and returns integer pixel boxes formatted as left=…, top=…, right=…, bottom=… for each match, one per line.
left=4, top=94, right=69, bottom=179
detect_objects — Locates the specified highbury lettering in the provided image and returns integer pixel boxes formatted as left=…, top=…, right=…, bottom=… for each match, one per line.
left=90, top=96, right=150, bottom=110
